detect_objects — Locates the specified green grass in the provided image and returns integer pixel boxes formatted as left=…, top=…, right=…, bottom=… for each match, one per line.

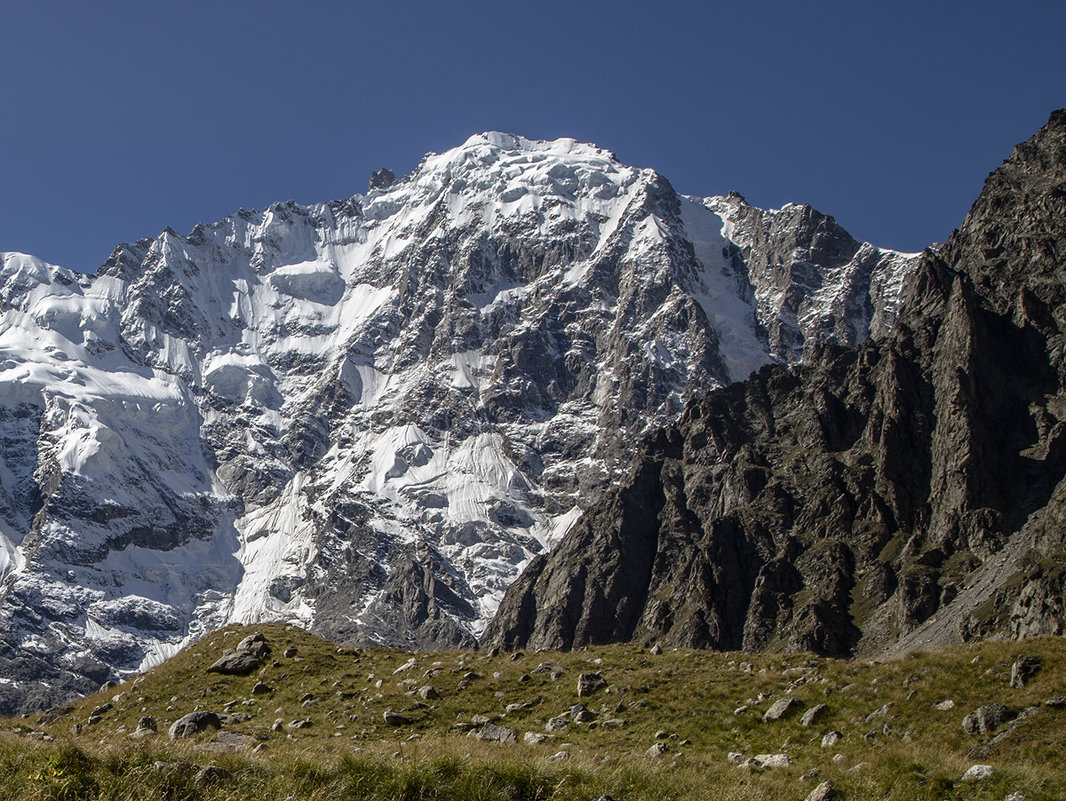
left=2, top=625, right=1065, bottom=800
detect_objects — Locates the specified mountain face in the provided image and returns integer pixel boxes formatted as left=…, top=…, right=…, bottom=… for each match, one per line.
left=0, top=132, right=915, bottom=714
left=485, top=110, right=1066, bottom=658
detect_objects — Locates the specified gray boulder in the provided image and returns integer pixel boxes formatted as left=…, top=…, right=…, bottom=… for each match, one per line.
left=476, top=723, right=516, bottom=743
left=962, top=703, right=1014, bottom=735
left=577, top=673, right=606, bottom=697
left=1010, top=655, right=1041, bottom=688
left=168, top=711, right=222, bottom=740
left=762, top=697, right=801, bottom=722
left=801, top=704, right=828, bottom=726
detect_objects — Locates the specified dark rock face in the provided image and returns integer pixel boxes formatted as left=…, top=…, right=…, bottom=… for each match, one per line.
left=369, top=167, right=396, bottom=191
left=485, top=109, right=1066, bottom=657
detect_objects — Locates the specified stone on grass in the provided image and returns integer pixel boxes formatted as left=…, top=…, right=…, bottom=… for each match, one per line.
left=546, top=751, right=570, bottom=762
left=476, top=723, right=516, bottom=743
left=217, top=731, right=257, bottom=750
left=194, top=765, right=231, bottom=786
left=751, top=753, right=791, bottom=769
left=804, top=780, right=835, bottom=801
left=1045, top=696, right=1066, bottom=708
left=383, top=709, right=411, bottom=726
left=962, top=703, right=1014, bottom=735
left=800, top=704, right=828, bottom=726
left=935, top=699, right=955, bottom=711
left=821, top=730, right=842, bottom=748
left=524, top=731, right=549, bottom=745
left=645, top=743, right=668, bottom=757
left=545, top=716, right=570, bottom=732
left=577, top=673, right=606, bottom=697
left=727, top=752, right=747, bottom=765
left=168, top=711, right=221, bottom=740
left=958, top=764, right=994, bottom=782
left=417, top=685, right=439, bottom=700
left=762, top=697, right=801, bottom=722
left=1010, top=655, right=1041, bottom=688
left=251, top=681, right=272, bottom=695
left=865, top=702, right=893, bottom=723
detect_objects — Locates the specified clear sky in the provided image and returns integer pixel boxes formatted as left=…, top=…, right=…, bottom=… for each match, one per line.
left=2, top=0, right=1064, bottom=272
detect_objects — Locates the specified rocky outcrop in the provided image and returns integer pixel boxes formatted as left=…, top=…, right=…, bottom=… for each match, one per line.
left=485, top=109, right=1066, bottom=657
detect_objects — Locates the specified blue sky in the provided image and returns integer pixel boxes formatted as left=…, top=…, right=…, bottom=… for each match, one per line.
left=2, top=0, right=1064, bottom=271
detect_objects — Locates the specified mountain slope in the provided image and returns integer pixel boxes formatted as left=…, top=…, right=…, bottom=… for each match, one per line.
left=0, top=133, right=915, bottom=714
left=485, top=110, right=1066, bottom=657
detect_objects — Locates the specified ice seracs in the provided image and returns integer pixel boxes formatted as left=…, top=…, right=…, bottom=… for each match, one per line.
left=0, top=133, right=920, bottom=714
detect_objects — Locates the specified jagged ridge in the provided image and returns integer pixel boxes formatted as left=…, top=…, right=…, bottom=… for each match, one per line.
left=485, top=109, right=1066, bottom=657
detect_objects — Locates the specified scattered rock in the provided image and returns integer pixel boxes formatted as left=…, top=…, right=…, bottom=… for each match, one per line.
left=194, top=765, right=231, bottom=786
left=958, top=764, right=994, bottom=782
left=865, top=702, right=893, bottom=723
left=645, top=743, right=668, bottom=757
left=1010, top=655, right=1041, bottom=688
left=751, top=753, right=791, bottom=769
left=804, top=780, right=835, bottom=801
left=418, top=685, right=439, bottom=700
left=251, top=681, right=272, bottom=695
left=217, top=731, right=257, bottom=750
left=962, top=703, right=1014, bottom=735
left=545, top=716, right=570, bottom=732
left=546, top=751, right=570, bottom=762
left=283, top=646, right=297, bottom=658
left=577, top=673, right=606, bottom=697
left=1045, top=696, right=1066, bottom=708
left=733, top=705, right=748, bottom=716
left=476, top=723, right=517, bottom=743
left=383, top=709, right=411, bottom=726
left=288, top=718, right=312, bottom=729
left=935, top=699, right=956, bottom=711
left=800, top=704, right=828, bottom=726
left=168, top=711, right=222, bottom=740
left=90, top=703, right=111, bottom=718
left=523, top=731, right=548, bottom=745
left=136, top=716, right=157, bottom=732
left=821, top=731, right=842, bottom=749
left=762, top=697, right=801, bottom=722
left=532, top=661, right=564, bottom=674
left=1004, top=793, right=1027, bottom=801
left=649, top=644, right=662, bottom=655
left=727, top=752, right=747, bottom=765
left=600, top=718, right=625, bottom=728
left=570, top=703, right=596, bottom=722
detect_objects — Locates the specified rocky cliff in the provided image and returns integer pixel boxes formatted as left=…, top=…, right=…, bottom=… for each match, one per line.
left=485, top=109, right=1066, bottom=657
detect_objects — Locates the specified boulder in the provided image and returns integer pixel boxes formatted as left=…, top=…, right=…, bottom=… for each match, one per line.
left=958, top=764, right=994, bottom=782
left=804, top=780, right=835, bottom=801
left=645, top=743, right=668, bottom=757
left=1010, top=655, right=1041, bottom=688
left=762, top=697, right=801, bottom=722
left=168, top=711, right=222, bottom=740
left=545, top=716, right=570, bottom=732
left=821, top=731, right=842, bottom=748
left=801, top=704, right=828, bottom=726
left=476, top=723, right=516, bottom=743
left=751, top=753, right=791, bottom=769
left=962, top=703, right=1014, bottom=735
left=577, top=673, right=606, bottom=697
left=383, top=709, right=411, bottom=726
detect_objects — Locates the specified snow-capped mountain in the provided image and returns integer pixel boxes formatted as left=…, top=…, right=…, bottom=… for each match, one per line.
left=0, top=132, right=918, bottom=713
